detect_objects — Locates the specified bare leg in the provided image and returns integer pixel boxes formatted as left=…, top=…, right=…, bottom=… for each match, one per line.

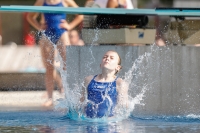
left=57, top=32, right=70, bottom=71
left=39, top=36, right=55, bottom=107
left=53, top=49, right=64, bottom=93
left=53, top=69, right=64, bottom=93
left=55, top=32, right=70, bottom=94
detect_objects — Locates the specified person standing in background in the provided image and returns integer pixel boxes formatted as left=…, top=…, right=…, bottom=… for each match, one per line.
left=27, top=0, right=83, bottom=107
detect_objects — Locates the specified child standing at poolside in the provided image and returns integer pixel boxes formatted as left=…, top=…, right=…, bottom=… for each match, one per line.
left=27, top=0, right=83, bottom=107
left=80, top=50, right=129, bottom=118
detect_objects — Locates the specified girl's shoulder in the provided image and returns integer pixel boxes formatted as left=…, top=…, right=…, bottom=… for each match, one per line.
left=116, top=77, right=124, bottom=85
left=116, top=78, right=128, bottom=87
left=84, top=75, right=94, bottom=86
left=85, top=75, right=94, bottom=81
left=116, top=78, right=129, bottom=92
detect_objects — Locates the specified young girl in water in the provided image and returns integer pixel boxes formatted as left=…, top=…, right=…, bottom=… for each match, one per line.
left=80, top=50, right=129, bottom=118
left=27, top=0, right=83, bottom=107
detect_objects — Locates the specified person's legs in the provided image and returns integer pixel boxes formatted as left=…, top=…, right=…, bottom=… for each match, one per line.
left=56, top=31, right=70, bottom=71
left=55, top=31, right=70, bottom=93
left=53, top=49, right=64, bottom=94
left=53, top=69, right=64, bottom=93
left=39, top=36, right=55, bottom=106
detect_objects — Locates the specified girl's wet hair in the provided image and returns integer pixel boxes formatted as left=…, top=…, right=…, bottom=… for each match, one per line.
left=115, top=54, right=122, bottom=75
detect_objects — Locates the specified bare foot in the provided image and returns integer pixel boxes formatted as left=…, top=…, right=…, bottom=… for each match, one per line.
left=42, top=98, right=53, bottom=107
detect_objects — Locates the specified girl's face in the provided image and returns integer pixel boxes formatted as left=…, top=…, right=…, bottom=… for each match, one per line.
left=100, top=51, right=121, bottom=72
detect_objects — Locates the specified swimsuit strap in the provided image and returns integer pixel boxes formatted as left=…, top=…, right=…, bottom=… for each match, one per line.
left=92, top=75, right=98, bottom=80
left=114, top=76, right=118, bottom=81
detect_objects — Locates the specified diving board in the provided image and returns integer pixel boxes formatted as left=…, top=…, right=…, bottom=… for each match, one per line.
left=1, top=6, right=200, bottom=16
left=0, top=6, right=155, bottom=15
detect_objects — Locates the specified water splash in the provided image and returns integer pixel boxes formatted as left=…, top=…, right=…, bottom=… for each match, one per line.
left=54, top=46, right=157, bottom=122
left=25, top=29, right=200, bottom=122
left=49, top=26, right=200, bottom=121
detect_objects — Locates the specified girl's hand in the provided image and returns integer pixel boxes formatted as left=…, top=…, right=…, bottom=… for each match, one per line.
left=60, top=19, right=71, bottom=30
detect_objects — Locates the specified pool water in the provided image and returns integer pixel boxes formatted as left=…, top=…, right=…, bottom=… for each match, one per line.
left=1, top=111, right=200, bottom=133
left=2, top=44, right=200, bottom=132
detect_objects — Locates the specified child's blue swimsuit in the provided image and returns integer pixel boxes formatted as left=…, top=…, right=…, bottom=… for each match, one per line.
left=43, top=0, right=67, bottom=44
left=86, top=75, right=118, bottom=118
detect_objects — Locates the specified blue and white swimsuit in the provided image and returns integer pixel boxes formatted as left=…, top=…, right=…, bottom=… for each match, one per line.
left=86, top=75, right=118, bottom=118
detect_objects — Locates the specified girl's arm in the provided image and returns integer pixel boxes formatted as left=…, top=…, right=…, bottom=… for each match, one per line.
left=60, top=0, right=84, bottom=30
left=80, top=82, right=86, bottom=103
left=80, top=75, right=93, bottom=103
left=26, top=0, right=45, bottom=31
left=116, top=78, right=129, bottom=108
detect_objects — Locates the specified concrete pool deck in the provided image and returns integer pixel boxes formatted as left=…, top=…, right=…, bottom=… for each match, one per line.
left=0, top=91, right=64, bottom=111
